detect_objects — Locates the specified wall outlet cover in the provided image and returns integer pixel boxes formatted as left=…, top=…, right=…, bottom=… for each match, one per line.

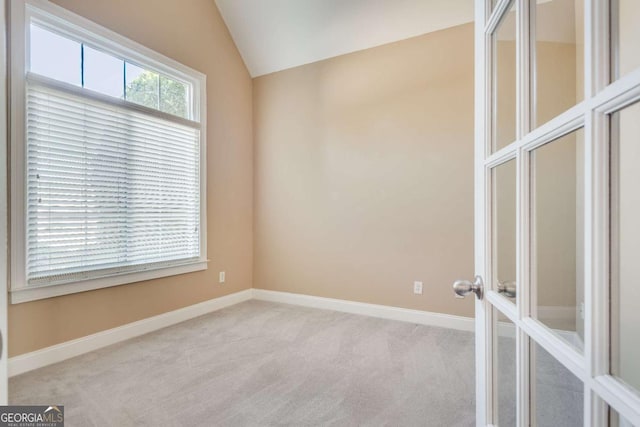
left=413, top=281, right=423, bottom=295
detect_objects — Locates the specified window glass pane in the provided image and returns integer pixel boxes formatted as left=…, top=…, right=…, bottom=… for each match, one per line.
left=83, top=46, right=124, bottom=98
left=492, top=159, right=517, bottom=303
left=611, top=101, right=640, bottom=394
left=30, top=24, right=81, bottom=86
left=493, top=4, right=517, bottom=152
left=494, top=308, right=516, bottom=426
left=125, top=63, right=159, bottom=109
left=533, top=0, right=584, bottom=128
left=608, top=406, right=636, bottom=427
left=160, top=75, right=188, bottom=118
left=612, top=0, right=640, bottom=80
left=532, top=341, right=583, bottom=426
left=531, top=128, right=585, bottom=353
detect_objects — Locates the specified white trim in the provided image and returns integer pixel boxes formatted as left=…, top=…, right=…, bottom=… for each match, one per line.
left=10, top=261, right=208, bottom=304
left=487, top=290, right=518, bottom=322
left=0, top=0, right=9, bottom=405
left=535, top=306, right=585, bottom=351
left=8, top=289, right=253, bottom=377
left=252, top=289, right=475, bottom=332
left=521, top=316, right=586, bottom=381
left=495, top=319, right=581, bottom=350
left=475, top=1, right=491, bottom=425
left=592, top=375, right=640, bottom=427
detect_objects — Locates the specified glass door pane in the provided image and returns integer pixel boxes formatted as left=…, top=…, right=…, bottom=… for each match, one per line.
left=495, top=307, right=517, bottom=426
left=530, top=128, right=585, bottom=352
left=493, top=3, right=517, bottom=152
left=492, top=159, right=517, bottom=303
left=609, top=406, right=636, bottom=427
left=611, top=0, right=640, bottom=80
left=531, top=341, right=584, bottom=426
left=532, top=0, right=584, bottom=128
left=611, top=101, right=640, bottom=394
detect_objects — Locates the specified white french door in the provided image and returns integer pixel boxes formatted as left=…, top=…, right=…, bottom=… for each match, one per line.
left=0, top=0, right=8, bottom=405
left=461, top=0, right=640, bottom=425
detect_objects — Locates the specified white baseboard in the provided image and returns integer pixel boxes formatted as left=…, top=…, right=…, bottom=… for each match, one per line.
left=252, top=289, right=475, bottom=332
left=8, top=289, right=253, bottom=377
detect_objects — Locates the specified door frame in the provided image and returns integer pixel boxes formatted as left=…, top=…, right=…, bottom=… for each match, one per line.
left=474, top=0, right=640, bottom=425
left=1, top=0, right=9, bottom=405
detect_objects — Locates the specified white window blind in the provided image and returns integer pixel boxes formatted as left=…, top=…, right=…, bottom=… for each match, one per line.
left=26, top=79, right=201, bottom=286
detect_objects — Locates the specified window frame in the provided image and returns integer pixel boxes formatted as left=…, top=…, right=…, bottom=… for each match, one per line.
left=9, top=0, right=208, bottom=304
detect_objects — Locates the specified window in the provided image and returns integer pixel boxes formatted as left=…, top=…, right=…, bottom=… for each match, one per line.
left=10, top=1, right=207, bottom=303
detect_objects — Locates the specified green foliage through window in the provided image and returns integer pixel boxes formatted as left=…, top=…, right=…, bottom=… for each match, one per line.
left=126, top=71, right=188, bottom=118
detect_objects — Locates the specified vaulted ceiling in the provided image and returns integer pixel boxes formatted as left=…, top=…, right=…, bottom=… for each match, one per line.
left=215, top=0, right=474, bottom=77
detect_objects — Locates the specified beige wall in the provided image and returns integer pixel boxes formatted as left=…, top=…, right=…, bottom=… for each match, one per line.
left=253, top=24, right=476, bottom=317
left=8, top=0, right=254, bottom=357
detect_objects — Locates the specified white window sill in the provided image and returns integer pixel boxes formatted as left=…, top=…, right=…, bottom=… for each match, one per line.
left=10, top=260, right=208, bottom=304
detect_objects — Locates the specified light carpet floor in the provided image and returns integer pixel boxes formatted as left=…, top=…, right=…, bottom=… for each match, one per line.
left=10, top=300, right=477, bottom=426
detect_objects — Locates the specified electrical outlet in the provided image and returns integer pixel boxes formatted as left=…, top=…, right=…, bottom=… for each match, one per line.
left=413, top=281, right=423, bottom=295
left=219, top=271, right=225, bottom=284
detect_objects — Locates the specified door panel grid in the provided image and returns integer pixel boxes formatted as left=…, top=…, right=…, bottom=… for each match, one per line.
left=476, top=0, right=640, bottom=425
